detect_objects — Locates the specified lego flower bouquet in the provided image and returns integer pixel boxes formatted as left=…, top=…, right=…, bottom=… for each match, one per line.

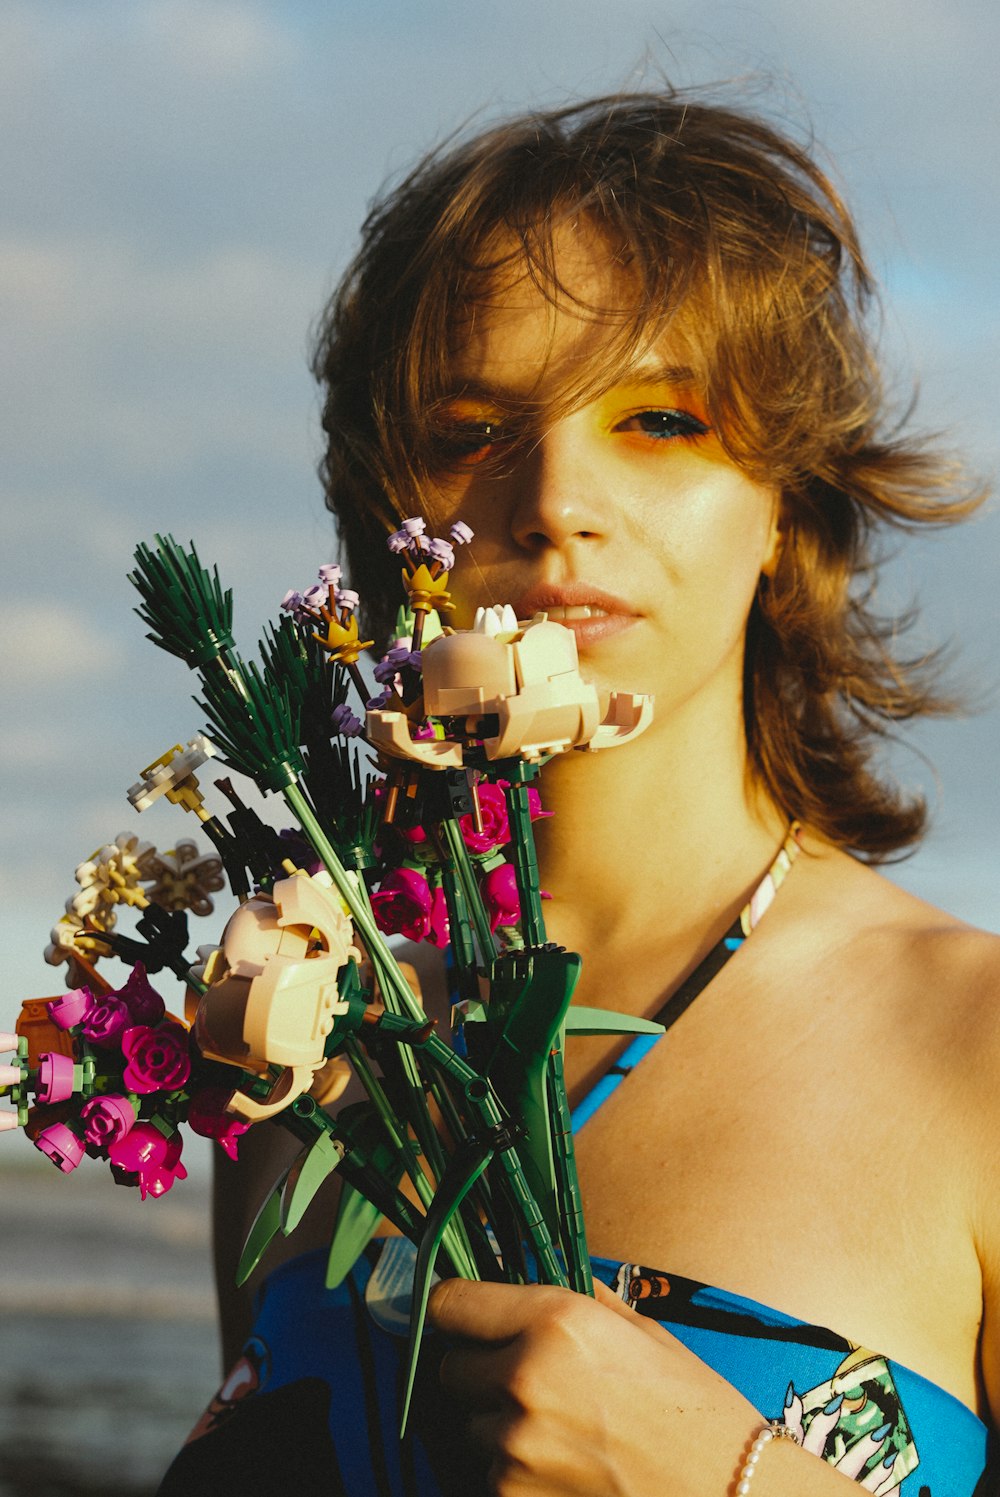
left=1, top=519, right=655, bottom=1417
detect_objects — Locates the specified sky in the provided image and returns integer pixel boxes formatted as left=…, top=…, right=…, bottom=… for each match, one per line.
left=1, top=0, right=998, bottom=1021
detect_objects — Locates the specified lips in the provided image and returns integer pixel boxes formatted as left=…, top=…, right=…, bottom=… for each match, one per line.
left=513, top=584, right=640, bottom=645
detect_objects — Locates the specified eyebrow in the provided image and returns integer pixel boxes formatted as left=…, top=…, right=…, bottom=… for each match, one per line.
left=444, top=363, right=700, bottom=404
left=620, top=362, right=699, bottom=388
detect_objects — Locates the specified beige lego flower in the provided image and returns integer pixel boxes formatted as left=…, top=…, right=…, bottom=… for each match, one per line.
left=69, top=832, right=157, bottom=924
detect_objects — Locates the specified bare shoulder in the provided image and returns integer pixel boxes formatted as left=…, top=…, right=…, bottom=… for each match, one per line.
left=794, top=833, right=1000, bottom=1008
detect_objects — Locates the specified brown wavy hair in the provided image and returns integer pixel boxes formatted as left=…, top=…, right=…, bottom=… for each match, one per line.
left=311, top=90, right=984, bottom=860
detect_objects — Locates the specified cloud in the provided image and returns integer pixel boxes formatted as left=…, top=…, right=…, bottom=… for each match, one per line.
left=0, top=603, right=124, bottom=689
left=138, top=0, right=301, bottom=80
left=0, top=234, right=321, bottom=477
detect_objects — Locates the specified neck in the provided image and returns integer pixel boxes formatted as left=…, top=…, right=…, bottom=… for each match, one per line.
left=530, top=695, right=788, bottom=994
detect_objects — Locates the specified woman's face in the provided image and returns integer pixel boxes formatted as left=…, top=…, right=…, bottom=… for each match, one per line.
left=420, top=235, right=781, bottom=728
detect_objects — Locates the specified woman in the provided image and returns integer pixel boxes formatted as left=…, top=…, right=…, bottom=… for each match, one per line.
left=163, top=93, right=998, bottom=1496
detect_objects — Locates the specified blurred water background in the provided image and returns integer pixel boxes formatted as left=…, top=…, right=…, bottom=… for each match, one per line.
left=0, top=1148, right=217, bottom=1497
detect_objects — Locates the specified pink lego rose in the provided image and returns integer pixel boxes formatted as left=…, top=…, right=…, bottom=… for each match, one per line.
left=187, top=1087, right=250, bottom=1162
left=80, top=1094, right=137, bottom=1148
left=35, top=1051, right=77, bottom=1105
left=460, top=783, right=510, bottom=854
left=371, top=867, right=433, bottom=942
left=46, top=987, right=97, bottom=1031
left=120, top=1021, right=191, bottom=1094
left=34, top=1121, right=85, bottom=1173
left=115, top=964, right=166, bottom=1026
left=525, top=786, right=551, bottom=823
left=107, top=1121, right=187, bottom=1199
left=426, top=884, right=450, bottom=949
left=80, top=996, right=130, bottom=1049
left=481, top=863, right=522, bottom=932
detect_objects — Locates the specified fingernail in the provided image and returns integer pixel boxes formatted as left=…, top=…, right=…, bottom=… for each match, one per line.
left=785, top=1381, right=795, bottom=1408
left=882, top=1453, right=896, bottom=1469
left=872, top=1422, right=891, bottom=1443
left=823, top=1394, right=844, bottom=1416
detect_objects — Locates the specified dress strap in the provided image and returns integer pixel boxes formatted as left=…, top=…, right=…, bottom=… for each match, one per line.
left=570, top=824, right=800, bottom=1131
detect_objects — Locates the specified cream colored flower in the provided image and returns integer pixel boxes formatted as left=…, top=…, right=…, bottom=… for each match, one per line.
left=70, top=832, right=156, bottom=923
left=128, top=736, right=216, bottom=814
left=44, top=912, right=114, bottom=967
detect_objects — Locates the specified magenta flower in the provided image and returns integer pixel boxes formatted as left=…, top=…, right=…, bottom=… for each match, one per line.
left=426, top=885, right=450, bottom=949
left=36, top=1051, right=77, bottom=1105
left=80, top=1094, right=137, bottom=1148
left=396, top=821, right=428, bottom=845
left=120, top=1021, right=191, bottom=1095
left=460, top=783, right=510, bottom=853
left=34, top=1121, right=85, bottom=1173
left=187, top=1087, right=250, bottom=1162
left=481, top=863, right=522, bottom=931
left=526, top=787, right=552, bottom=822
left=80, top=996, right=130, bottom=1049
left=116, top=965, right=165, bottom=1027
left=47, top=987, right=97, bottom=1031
left=107, top=1122, right=187, bottom=1199
left=371, top=867, right=433, bottom=941
left=492, top=779, right=552, bottom=825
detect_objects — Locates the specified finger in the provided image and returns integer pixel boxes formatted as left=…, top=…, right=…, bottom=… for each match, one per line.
left=781, top=1383, right=805, bottom=1444
left=440, top=1342, right=521, bottom=1409
left=429, top=1278, right=560, bottom=1342
left=802, top=1394, right=843, bottom=1456
left=861, top=1452, right=899, bottom=1492
left=835, top=1422, right=892, bottom=1480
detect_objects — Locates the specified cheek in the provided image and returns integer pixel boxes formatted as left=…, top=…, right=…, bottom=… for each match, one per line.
left=646, top=477, right=777, bottom=603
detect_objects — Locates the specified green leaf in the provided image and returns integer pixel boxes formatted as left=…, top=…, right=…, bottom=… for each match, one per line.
left=564, top=1007, right=665, bottom=1036
left=280, top=1131, right=344, bottom=1236
left=325, top=1183, right=383, bottom=1288
left=400, top=1137, right=492, bottom=1437
left=236, top=1170, right=289, bottom=1286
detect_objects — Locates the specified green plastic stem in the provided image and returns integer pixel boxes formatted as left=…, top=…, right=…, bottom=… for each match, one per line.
left=440, top=816, right=497, bottom=969
left=502, top=780, right=546, bottom=947
left=546, top=1044, right=593, bottom=1296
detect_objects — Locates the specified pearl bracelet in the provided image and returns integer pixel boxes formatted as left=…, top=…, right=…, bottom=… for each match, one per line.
left=734, top=1421, right=802, bottom=1495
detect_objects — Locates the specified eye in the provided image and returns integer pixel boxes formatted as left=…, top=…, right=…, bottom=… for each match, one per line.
left=613, top=409, right=711, bottom=441
left=432, top=421, right=502, bottom=466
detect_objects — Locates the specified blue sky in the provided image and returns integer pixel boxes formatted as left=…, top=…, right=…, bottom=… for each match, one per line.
left=1, top=0, right=998, bottom=1009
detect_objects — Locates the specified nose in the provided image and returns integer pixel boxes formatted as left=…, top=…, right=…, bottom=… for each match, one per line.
left=508, top=419, right=608, bottom=553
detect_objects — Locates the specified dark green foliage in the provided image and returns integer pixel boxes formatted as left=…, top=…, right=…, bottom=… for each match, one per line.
left=259, top=615, right=333, bottom=741
left=260, top=615, right=380, bottom=866
left=129, top=535, right=236, bottom=667
left=197, top=656, right=304, bottom=793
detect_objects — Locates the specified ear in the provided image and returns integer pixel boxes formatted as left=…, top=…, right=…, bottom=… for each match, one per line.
left=760, top=494, right=785, bottom=580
